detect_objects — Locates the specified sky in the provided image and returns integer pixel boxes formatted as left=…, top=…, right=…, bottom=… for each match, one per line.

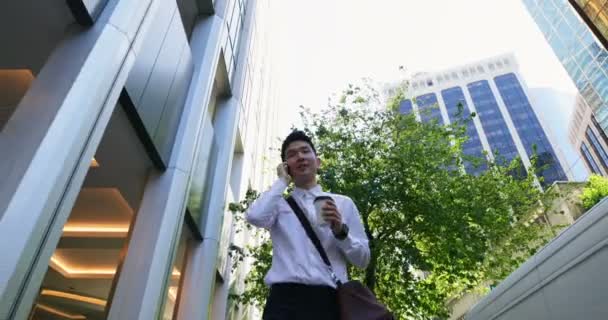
left=268, top=0, right=589, bottom=180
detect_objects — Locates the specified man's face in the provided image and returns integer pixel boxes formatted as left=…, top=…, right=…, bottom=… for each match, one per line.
left=284, top=140, right=320, bottom=179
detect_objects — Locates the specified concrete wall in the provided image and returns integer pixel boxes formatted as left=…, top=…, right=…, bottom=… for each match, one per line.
left=467, top=197, right=608, bottom=320
left=448, top=291, right=487, bottom=320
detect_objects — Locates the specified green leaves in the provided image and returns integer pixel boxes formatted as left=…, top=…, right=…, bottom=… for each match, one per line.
left=581, top=174, right=608, bottom=209
left=232, top=81, right=553, bottom=320
left=299, top=82, right=548, bottom=319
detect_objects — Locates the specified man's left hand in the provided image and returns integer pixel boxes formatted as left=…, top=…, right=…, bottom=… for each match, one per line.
left=322, top=201, right=344, bottom=235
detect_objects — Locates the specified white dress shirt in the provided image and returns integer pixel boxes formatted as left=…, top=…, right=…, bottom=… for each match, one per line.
left=246, top=179, right=371, bottom=288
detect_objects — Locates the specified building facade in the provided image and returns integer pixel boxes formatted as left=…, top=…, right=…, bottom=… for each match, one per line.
left=569, top=95, right=608, bottom=175
left=523, top=0, right=608, bottom=136
left=401, top=54, right=569, bottom=186
left=569, top=0, right=608, bottom=50
left=0, top=0, right=278, bottom=319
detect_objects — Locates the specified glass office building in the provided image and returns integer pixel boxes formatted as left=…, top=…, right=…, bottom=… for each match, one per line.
left=570, top=0, right=608, bottom=49
left=569, top=95, right=608, bottom=176
left=523, top=0, right=608, bottom=134
left=402, top=54, right=568, bottom=186
left=0, top=1, right=278, bottom=320
left=524, top=0, right=608, bottom=178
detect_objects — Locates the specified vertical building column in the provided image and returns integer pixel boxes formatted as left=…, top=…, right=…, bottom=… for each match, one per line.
left=103, top=1, right=219, bottom=318
left=435, top=90, right=452, bottom=125
left=410, top=91, right=422, bottom=122
left=486, top=77, right=533, bottom=168
left=107, top=168, right=188, bottom=320
left=178, top=96, right=240, bottom=320
left=175, top=13, right=239, bottom=320
left=210, top=269, right=231, bottom=320
left=461, top=85, right=494, bottom=161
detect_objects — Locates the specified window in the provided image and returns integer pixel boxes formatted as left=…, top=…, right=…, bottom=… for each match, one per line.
left=224, top=0, right=247, bottom=76
left=28, top=106, right=153, bottom=320
left=161, top=225, right=193, bottom=320
left=541, top=0, right=559, bottom=24
left=399, top=99, right=413, bottom=114
left=582, top=82, right=603, bottom=111
left=563, top=5, right=585, bottom=33
left=549, top=33, right=569, bottom=60
left=0, top=69, right=33, bottom=132
left=575, top=46, right=596, bottom=74
left=415, top=93, right=443, bottom=124
left=586, top=126, right=608, bottom=171
left=522, top=0, right=537, bottom=11
left=590, top=67, right=608, bottom=97
left=187, top=95, right=220, bottom=229
left=582, top=142, right=602, bottom=174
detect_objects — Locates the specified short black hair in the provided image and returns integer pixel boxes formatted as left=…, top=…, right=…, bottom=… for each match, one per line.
left=281, top=130, right=317, bottom=161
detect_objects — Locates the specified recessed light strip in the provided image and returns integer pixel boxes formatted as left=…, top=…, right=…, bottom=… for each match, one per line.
left=40, top=289, right=107, bottom=307
left=50, top=256, right=116, bottom=279
left=35, top=303, right=87, bottom=319
left=62, top=225, right=130, bottom=237
left=50, top=255, right=182, bottom=279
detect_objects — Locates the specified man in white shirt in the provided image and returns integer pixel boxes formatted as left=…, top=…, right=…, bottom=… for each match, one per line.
left=246, top=130, right=371, bottom=320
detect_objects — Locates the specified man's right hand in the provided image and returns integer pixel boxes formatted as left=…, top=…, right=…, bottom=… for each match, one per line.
left=277, top=162, right=292, bottom=184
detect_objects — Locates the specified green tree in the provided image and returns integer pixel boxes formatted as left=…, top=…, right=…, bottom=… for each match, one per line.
left=232, top=82, right=554, bottom=319
left=227, top=189, right=268, bottom=308
left=581, top=174, right=608, bottom=210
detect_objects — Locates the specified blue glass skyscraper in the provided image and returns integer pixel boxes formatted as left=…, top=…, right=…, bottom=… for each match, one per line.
left=523, top=0, right=608, bottom=132
left=524, top=0, right=608, bottom=177
left=402, top=54, right=569, bottom=186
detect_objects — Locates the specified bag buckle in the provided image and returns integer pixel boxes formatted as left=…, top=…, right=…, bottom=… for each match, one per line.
left=328, top=265, right=340, bottom=285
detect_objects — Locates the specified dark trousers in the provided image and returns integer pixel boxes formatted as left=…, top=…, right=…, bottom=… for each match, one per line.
left=262, top=283, right=340, bottom=320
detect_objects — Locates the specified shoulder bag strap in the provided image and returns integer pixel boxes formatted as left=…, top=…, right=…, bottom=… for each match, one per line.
left=286, top=196, right=342, bottom=286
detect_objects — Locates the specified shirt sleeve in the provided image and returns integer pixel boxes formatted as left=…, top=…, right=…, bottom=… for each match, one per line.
left=336, top=198, right=371, bottom=269
left=245, top=179, right=288, bottom=229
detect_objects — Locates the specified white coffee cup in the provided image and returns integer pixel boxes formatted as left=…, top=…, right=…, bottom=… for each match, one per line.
left=313, top=195, right=334, bottom=227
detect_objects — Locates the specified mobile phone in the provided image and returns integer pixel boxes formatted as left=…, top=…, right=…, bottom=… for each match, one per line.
left=284, top=162, right=292, bottom=176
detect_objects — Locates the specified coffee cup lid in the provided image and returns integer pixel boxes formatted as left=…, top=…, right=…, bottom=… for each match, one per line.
left=313, top=195, right=333, bottom=202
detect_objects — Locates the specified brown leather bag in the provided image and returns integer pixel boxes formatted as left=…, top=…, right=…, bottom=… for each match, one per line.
left=286, top=196, right=394, bottom=320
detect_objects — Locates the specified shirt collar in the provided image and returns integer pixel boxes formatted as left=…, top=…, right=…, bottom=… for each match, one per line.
left=293, top=184, right=323, bottom=199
